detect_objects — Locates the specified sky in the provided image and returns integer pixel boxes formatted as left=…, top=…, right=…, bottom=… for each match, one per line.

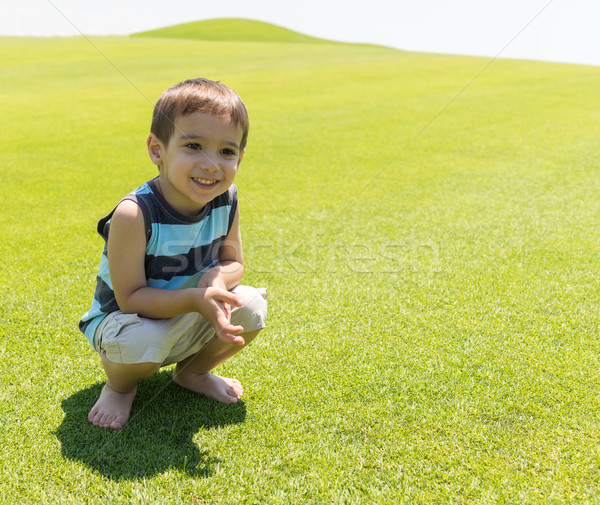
left=1, top=0, right=599, bottom=67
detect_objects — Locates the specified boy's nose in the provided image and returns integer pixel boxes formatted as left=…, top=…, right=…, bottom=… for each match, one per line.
left=199, top=151, right=219, bottom=171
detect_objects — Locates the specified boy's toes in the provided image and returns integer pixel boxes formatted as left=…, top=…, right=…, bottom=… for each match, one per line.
left=88, top=408, right=107, bottom=427
left=226, top=388, right=240, bottom=400
left=109, top=417, right=125, bottom=430
left=95, top=412, right=111, bottom=428
left=215, top=377, right=242, bottom=403
left=88, top=409, right=98, bottom=424
left=222, top=377, right=243, bottom=394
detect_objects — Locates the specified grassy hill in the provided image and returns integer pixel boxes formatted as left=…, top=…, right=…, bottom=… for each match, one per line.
left=131, top=17, right=346, bottom=44
left=1, top=21, right=600, bottom=504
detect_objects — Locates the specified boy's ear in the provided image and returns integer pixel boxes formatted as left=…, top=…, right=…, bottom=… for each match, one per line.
left=147, top=134, right=162, bottom=166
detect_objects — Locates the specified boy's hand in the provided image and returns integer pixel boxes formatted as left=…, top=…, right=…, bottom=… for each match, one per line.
left=197, top=271, right=228, bottom=290
left=197, top=287, right=245, bottom=346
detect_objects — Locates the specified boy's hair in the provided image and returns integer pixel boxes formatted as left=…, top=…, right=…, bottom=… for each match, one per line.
left=151, top=78, right=249, bottom=151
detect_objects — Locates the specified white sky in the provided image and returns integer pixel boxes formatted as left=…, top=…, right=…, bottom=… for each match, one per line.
left=1, top=0, right=599, bottom=66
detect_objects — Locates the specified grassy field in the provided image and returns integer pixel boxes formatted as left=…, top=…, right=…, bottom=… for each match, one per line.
left=131, top=18, right=347, bottom=45
left=1, top=18, right=600, bottom=504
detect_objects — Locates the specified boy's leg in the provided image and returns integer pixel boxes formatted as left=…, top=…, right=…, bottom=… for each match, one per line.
left=88, top=354, right=161, bottom=429
left=88, top=311, right=197, bottom=429
left=172, top=329, right=261, bottom=403
left=172, top=285, right=267, bottom=403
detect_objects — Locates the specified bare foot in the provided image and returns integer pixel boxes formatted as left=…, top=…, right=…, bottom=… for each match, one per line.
left=173, top=370, right=243, bottom=404
left=88, top=384, right=137, bottom=429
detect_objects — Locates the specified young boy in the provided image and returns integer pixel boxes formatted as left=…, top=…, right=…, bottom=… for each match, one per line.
left=79, top=78, right=267, bottom=430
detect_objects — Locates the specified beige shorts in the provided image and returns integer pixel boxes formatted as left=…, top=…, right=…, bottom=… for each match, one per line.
left=93, top=285, right=267, bottom=366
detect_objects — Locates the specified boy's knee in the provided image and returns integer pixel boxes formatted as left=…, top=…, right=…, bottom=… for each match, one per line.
left=231, top=286, right=268, bottom=333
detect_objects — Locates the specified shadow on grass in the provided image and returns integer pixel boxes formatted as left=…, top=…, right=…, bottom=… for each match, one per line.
left=54, top=369, right=246, bottom=480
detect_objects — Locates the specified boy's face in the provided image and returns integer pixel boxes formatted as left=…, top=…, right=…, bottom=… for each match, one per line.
left=147, top=111, right=244, bottom=216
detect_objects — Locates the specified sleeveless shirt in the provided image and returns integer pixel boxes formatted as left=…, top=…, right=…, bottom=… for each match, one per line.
left=79, top=177, right=238, bottom=346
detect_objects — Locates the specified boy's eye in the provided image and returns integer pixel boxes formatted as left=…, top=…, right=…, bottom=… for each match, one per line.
left=221, top=148, right=237, bottom=156
left=186, top=143, right=201, bottom=151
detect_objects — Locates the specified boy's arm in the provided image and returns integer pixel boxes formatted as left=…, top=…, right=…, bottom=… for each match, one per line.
left=107, top=199, right=245, bottom=344
left=197, top=204, right=244, bottom=290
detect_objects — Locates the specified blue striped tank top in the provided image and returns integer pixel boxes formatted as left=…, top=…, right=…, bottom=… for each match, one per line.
left=79, top=177, right=238, bottom=346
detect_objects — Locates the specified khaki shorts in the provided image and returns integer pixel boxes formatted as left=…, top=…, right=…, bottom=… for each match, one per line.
left=94, top=285, right=267, bottom=366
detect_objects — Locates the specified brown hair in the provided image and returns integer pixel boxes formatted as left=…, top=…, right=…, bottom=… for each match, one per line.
left=150, top=78, right=249, bottom=150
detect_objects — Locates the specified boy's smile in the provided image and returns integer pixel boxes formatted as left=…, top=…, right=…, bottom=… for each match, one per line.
left=147, top=112, right=244, bottom=216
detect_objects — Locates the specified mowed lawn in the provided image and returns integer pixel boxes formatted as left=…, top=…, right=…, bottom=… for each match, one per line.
left=1, top=25, right=600, bottom=503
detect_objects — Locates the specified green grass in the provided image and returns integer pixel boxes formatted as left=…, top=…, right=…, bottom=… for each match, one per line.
left=132, top=18, right=346, bottom=45
left=2, top=19, right=600, bottom=503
